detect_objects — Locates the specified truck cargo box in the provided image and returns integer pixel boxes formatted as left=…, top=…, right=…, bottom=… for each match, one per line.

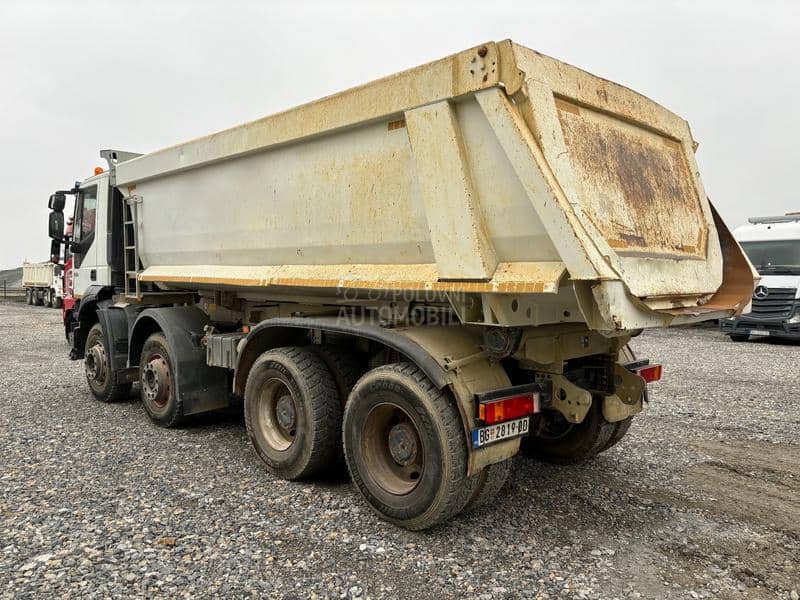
left=114, top=40, right=755, bottom=332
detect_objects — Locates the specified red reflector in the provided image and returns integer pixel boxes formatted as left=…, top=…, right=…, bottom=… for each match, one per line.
left=636, top=363, right=662, bottom=383
left=478, top=393, right=538, bottom=424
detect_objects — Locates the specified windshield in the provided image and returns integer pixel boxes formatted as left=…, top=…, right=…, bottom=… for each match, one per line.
left=740, top=240, right=800, bottom=275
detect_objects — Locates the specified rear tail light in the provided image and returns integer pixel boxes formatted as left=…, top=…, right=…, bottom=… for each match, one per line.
left=478, top=393, right=539, bottom=424
left=635, top=363, right=662, bottom=383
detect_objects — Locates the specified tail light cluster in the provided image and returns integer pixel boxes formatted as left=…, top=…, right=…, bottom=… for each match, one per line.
left=632, top=363, right=662, bottom=383
left=476, top=385, right=541, bottom=425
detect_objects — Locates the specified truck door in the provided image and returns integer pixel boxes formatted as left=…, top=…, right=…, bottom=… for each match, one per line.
left=71, top=183, right=99, bottom=297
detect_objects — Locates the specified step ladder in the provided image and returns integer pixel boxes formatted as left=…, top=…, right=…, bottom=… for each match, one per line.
left=123, top=195, right=142, bottom=299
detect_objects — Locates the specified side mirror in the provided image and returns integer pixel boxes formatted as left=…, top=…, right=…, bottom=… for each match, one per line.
left=50, top=239, right=62, bottom=263
left=49, top=192, right=66, bottom=211
left=48, top=210, right=64, bottom=241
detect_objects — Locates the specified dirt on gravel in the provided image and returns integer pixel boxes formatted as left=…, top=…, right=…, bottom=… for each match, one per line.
left=1, top=302, right=799, bottom=599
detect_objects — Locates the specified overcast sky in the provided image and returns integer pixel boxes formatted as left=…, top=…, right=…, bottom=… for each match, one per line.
left=0, top=0, right=797, bottom=269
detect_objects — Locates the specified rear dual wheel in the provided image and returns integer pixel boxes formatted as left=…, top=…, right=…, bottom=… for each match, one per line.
left=244, top=347, right=341, bottom=480
left=520, top=344, right=639, bottom=463
left=343, top=363, right=474, bottom=530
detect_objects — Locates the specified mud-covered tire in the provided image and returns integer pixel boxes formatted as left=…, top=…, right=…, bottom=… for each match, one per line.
left=244, top=347, right=341, bottom=480
left=139, top=332, right=184, bottom=427
left=343, top=363, right=474, bottom=530
left=308, top=345, right=366, bottom=472
left=85, top=322, right=132, bottom=403
left=521, top=399, right=615, bottom=464
left=600, top=417, right=633, bottom=453
left=462, top=459, right=511, bottom=514
left=25, top=289, right=31, bottom=304
left=33, top=292, right=43, bottom=306
left=53, top=297, right=63, bottom=309
left=309, top=346, right=365, bottom=406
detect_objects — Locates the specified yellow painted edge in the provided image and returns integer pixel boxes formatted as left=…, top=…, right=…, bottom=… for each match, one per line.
left=138, top=263, right=565, bottom=295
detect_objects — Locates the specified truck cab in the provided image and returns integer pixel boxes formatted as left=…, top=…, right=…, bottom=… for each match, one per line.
left=47, top=153, right=136, bottom=344
left=721, top=214, right=800, bottom=341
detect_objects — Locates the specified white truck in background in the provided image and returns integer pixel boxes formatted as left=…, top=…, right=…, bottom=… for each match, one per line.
left=721, top=214, right=800, bottom=341
left=22, top=262, right=64, bottom=308
left=45, top=40, right=756, bottom=530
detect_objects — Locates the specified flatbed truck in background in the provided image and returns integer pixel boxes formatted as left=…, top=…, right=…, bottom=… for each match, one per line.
left=45, top=40, right=756, bottom=529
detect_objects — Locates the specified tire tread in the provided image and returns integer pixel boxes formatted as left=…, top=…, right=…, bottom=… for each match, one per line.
left=344, top=362, right=474, bottom=530
left=245, top=347, right=340, bottom=480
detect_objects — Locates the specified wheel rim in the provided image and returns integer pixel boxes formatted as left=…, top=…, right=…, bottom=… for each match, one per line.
left=361, top=402, right=424, bottom=495
left=536, top=410, right=574, bottom=440
left=85, top=342, right=108, bottom=388
left=142, top=354, right=172, bottom=409
left=256, top=377, right=299, bottom=452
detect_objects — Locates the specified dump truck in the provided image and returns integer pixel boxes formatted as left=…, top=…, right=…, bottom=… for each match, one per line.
left=22, top=261, right=64, bottom=308
left=46, top=40, right=756, bottom=530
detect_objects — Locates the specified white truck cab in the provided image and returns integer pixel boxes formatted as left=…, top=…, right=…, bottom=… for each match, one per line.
left=70, top=172, right=113, bottom=297
left=721, top=214, right=800, bottom=341
left=51, top=160, right=135, bottom=301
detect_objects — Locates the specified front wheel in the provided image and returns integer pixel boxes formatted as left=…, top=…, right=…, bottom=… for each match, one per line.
left=343, top=363, right=474, bottom=530
left=85, top=322, right=132, bottom=403
left=139, top=332, right=184, bottom=427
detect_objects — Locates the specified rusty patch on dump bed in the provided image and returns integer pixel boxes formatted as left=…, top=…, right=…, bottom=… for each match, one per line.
left=556, top=99, right=706, bottom=258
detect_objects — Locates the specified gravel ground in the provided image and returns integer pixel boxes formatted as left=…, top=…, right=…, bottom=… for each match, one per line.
left=1, top=301, right=799, bottom=599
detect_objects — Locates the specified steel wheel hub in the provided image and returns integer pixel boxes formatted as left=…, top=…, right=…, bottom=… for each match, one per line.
left=388, top=422, right=418, bottom=466
left=85, top=343, right=107, bottom=384
left=257, top=378, right=299, bottom=452
left=275, top=395, right=296, bottom=430
left=142, top=356, right=171, bottom=407
left=362, top=403, right=425, bottom=495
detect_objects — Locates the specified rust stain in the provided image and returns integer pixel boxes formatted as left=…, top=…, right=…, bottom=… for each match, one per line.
left=556, top=100, right=706, bottom=258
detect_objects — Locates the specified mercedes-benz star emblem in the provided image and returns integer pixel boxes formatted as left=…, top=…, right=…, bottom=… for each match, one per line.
left=754, top=285, right=769, bottom=299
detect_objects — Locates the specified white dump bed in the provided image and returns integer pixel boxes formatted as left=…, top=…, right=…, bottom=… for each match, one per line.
left=114, top=40, right=755, bottom=332
left=22, top=262, right=58, bottom=288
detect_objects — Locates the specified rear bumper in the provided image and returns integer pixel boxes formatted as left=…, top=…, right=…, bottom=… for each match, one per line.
left=719, top=316, right=800, bottom=339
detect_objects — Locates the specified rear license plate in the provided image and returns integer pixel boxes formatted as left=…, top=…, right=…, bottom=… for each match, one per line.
left=750, top=329, right=770, bottom=336
left=472, top=417, right=530, bottom=448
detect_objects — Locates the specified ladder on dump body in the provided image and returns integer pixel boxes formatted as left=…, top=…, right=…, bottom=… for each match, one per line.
left=123, top=195, right=142, bottom=300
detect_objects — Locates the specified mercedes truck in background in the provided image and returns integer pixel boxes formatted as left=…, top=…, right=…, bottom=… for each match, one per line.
left=44, top=41, right=756, bottom=529
left=721, top=214, right=800, bottom=341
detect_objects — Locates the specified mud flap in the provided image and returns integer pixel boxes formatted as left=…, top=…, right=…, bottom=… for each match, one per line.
left=131, top=306, right=230, bottom=416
